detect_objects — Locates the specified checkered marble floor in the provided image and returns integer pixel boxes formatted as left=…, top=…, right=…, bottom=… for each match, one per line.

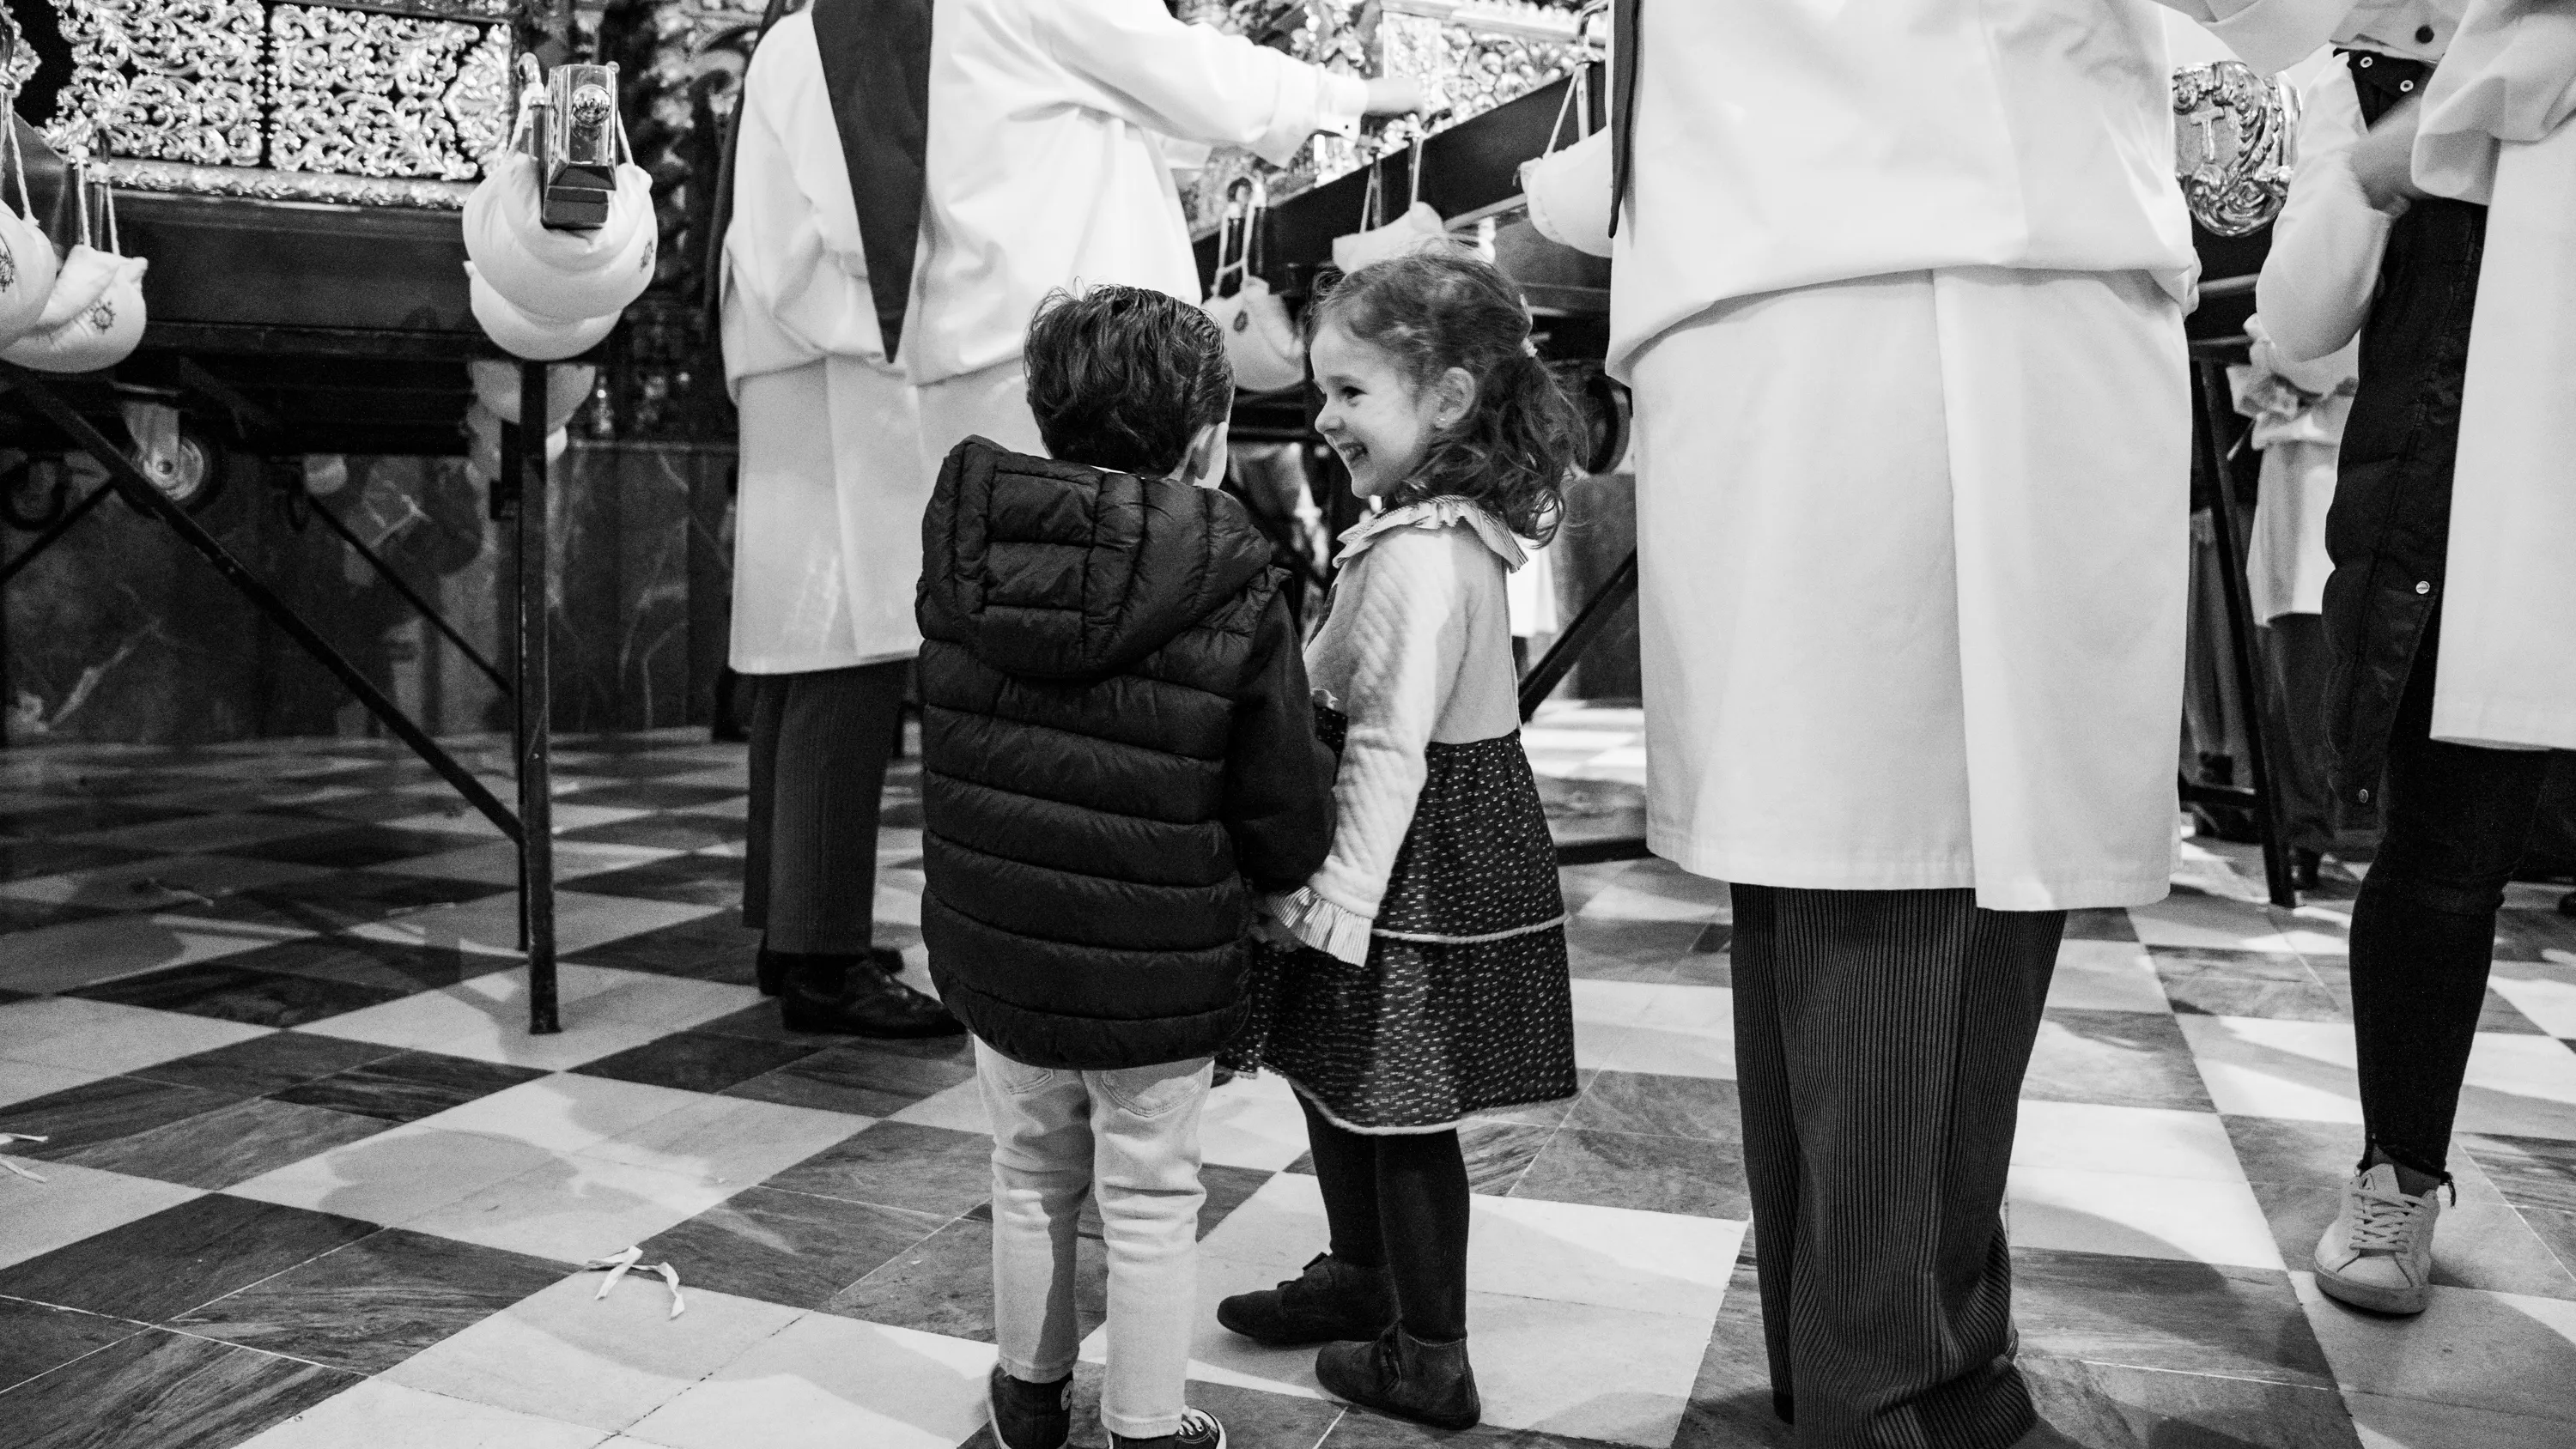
left=3, top=718, right=2574, bottom=1449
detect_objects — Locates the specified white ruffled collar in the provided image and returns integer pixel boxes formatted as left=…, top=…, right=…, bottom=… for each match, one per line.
left=1333, top=496, right=1528, bottom=571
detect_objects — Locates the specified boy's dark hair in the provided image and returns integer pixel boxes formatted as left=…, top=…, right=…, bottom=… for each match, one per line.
left=1024, top=285, right=1235, bottom=477
left=1305, top=250, right=1580, bottom=543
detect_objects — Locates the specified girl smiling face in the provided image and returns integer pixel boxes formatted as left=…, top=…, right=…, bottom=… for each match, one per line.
left=1309, top=318, right=1473, bottom=501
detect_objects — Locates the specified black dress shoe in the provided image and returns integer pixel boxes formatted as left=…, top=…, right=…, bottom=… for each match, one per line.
left=1215, top=1252, right=1395, bottom=1347
left=987, top=1366, right=1070, bottom=1449
left=779, top=951, right=963, bottom=1037
left=1315, top=1325, right=1479, bottom=1431
left=761, top=944, right=908, bottom=997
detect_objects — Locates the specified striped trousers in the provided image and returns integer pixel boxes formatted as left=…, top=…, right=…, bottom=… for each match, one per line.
left=742, top=660, right=908, bottom=955
left=1729, top=885, right=2063, bottom=1449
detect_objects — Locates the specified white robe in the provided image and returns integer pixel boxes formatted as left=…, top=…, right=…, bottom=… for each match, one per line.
left=1598, top=1, right=2363, bottom=910
left=721, top=10, right=928, bottom=675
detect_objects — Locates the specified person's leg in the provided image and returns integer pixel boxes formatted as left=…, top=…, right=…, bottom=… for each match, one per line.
left=2259, top=615, right=2342, bottom=864
left=1212, top=1094, right=1396, bottom=1344
left=2349, top=651, right=2553, bottom=1185
left=741, top=671, right=787, bottom=937
left=1301, top=1094, right=1387, bottom=1268
left=1727, top=882, right=1802, bottom=1422
left=765, top=659, right=907, bottom=955
left=1375, top=1129, right=1470, bottom=1343
left=979, top=1040, right=1090, bottom=1448
left=1755, top=887, right=2058, bottom=1449
left=1088, top=1057, right=1212, bottom=1444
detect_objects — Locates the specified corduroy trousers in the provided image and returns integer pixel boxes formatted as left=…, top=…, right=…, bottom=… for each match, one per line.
left=1729, top=884, right=2063, bottom=1449
left=742, top=660, right=908, bottom=955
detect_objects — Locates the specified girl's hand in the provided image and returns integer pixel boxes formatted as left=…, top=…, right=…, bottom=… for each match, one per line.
left=2349, top=95, right=2427, bottom=215
left=1250, top=912, right=1294, bottom=947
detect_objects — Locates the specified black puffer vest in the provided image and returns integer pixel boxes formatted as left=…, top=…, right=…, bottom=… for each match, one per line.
left=2320, top=49, right=2485, bottom=809
left=914, top=438, right=1335, bottom=1070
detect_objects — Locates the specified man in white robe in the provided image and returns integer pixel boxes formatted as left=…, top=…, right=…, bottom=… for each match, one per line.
left=1595, top=2, right=2366, bottom=1442
left=720, top=0, right=958, bottom=1037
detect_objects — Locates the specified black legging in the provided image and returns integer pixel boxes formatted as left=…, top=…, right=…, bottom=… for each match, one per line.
left=2351, top=624, right=2553, bottom=1180
left=1297, top=1095, right=1471, bottom=1342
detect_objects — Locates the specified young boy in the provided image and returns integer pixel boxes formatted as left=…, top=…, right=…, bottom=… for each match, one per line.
left=915, top=285, right=1335, bottom=1449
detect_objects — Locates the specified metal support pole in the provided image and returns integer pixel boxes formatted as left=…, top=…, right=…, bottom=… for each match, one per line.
left=517, top=361, right=560, bottom=1035
left=307, top=496, right=513, bottom=694
left=3, top=365, right=525, bottom=841
left=1519, top=549, right=1638, bottom=721
left=2193, top=356, right=2299, bottom=910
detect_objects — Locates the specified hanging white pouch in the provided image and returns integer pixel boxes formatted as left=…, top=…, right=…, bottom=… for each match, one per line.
left=0, top=121, right=58, bottom=346
left=1331, top=126, right=1447, bottom=274
left=1518, top=55, right=1614, bottom=259
left=2, top=179, right=145, bottom=373
left=1201, top=178, right=1306, bottom=394
left=468, top=357, right=597, bottom=429
left=468, top=261, right=619, bottom=361
left=466, top=152, right=657, bottom=324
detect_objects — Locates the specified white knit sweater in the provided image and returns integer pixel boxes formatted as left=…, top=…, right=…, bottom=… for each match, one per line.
left=1267, top=499, right=1528, bottom=965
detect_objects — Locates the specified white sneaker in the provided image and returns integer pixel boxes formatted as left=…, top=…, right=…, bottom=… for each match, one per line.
left=2312, top=1162, right=2442, bottom=1315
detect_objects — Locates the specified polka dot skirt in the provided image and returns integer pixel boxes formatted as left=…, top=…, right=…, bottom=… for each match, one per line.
left=1227, top=707, right=1577, bottom=1132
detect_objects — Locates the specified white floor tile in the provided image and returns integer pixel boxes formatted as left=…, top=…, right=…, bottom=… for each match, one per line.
left=2348, top=1391, right=2576, bottom=1448
left=347, top=890, right=719, bottom=960
left=0, top=853, right=334, bottom=912
left=0, top=912, right=311, bottom=995
left=1572, top=980, right=1734, bottom=1080
left=622, top=1314, right=995, bottom=1449
left=2006, top=1165, right=2283, bottom=1270
left=0, top=1058, right=101, bottom=1109
left=2129, top=896, right=2346, bottom=958
left=226, top=1126, right=562, bottom=1226
left=2179, top=1016, right=2576, bottom=1138
left=1195, top=1070, right=1315, bottom=1172
left=2296, top=1274, right=2576, bottom=1425
left=577, top=1094, right=870, bottom=1185
left=424, top=1075, right=708, bottom=1155
left=1579, top=878, right=1722, bottom=925
left=2046, top=939, right=2170, bottom=1014
left=0, top=995, right=272, bottom=1075
left=884, top=1078, right=987, bottom=1136
left=380, top=840, right=681, bottom=887
left=2011, top=1100, right=2246, bottom=1182
left=2490, top=961, right=2576, bottom=1040
left=0, top=1160, right=202, bottom=1269
left=377, top=802, right=656, bottom=839
left=299, top=967, right=757, bottom=1071
left=62, top=812, right=340, bottom=855
left=233, top=1379, right=611, bottom=1449
left=382, top=1276, right=802, bottom=1433
left=403, top=1155, right=739, bottom=1264
left=1465, top=1194, right=1745, bottom=1317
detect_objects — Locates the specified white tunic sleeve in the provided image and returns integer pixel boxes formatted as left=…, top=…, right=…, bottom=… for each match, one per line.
left=2256, top=63, right=2396, bottom=366
left=2157, top=0, right=2372, bottom=73
left=1272, top=529, right=1471, bottom=965
left=1030, top=0, right=1367, bottom=167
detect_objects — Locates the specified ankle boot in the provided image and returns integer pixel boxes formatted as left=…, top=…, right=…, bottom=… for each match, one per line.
left=1215, top=1252, right=1396, bottom=1346
left=756, top=945, right=788, bottom=997
left=1315, top=1325, right=1479, bottom=1430
left=779, top=951, right=963, bottom=1038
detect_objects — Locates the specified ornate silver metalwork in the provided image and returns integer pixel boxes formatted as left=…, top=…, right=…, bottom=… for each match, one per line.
left=47, top=0, right=267, bottom=167
left=2173, top=60, right=2300, bottom=238
left=269, top=5, right=507, bottom=179
left=88, top=155, right=476, bottom=205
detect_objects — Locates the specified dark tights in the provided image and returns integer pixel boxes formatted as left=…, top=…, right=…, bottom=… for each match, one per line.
left=2350, top=625, right=2552, bottom=1182
left=1297, top=1095, right=1471, bottom=1341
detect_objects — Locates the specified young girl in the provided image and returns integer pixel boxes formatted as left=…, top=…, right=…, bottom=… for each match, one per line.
left=1218, top=251, right=1583, bottom=1430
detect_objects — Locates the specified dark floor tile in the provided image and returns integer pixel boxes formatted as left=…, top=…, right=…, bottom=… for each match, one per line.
left=1569, top=1071, right=1741, bottom=1142
left=1512, top=1127, right=1748, bottom=1218
left=0, top=840, right=156, bottom=886
left=2063, top=909, right=2138, bottom=943
left=1459, top=1119, right=1556, bottom=1195
left=220, top=825, right=486, bottom=870
left=2020, top=1009, right=2214, bottom=1112
left=2149, top=948, right=2342, bottom=1022
left=764, top=1120, right=998, bottom=1217
left=1690, top=922, right=1731, bottom=955
left=567, top=854, right=747, bottom=910
left=2011, top=1246, right=2333, bottom=1388
left=67, top=961, right=404, bottom=1029
left=130, top=1033, right=396, bottom=1098
left=0, top=897, right=114, bottom=935
left=568, top=912, right=761, bottom=983
left=171, top=1226, right=565, bottom=1373
left=557, top=816, right=744, bottom=852
left=1200, top=1162, right=1274, bottom=1240
left=721, top=1034, right=975, bottom=1116
left=2461, top=1132, right=2576, bottom=1214
left=269, top=1049, right=550, bottom=1124
left=641, top=1185, right=944, bottom=1311
left=1565, top=918, right=1705, bottom=984
left=2020, top=1356, right=2361, bottom=1449
left=2221, top=1116, right=2364, bottom=1187
left=0, top=1076, right=244, bottom=1159
left=0, top=1194, right=378, bottom=1322
left=1674, top=1262, right=1790, bottom=1449
left=559, top=781, right=744, bottom=812
left=0, top=1300, right=143, bottom=1394
left=825, top=1216, right=995, bottom=1338
left=214, top=937, right=515, bottom=997
left=176, top=871, right=499, bottom=933
left=0, top=800, right=189, bottom=839
left=1318, top=1411, right=1600, bottom=1447
left=2524, top=1206, right=2576, bottom=1276
left=574, top=1029, right=823, bottom=1094
left=0, top=1324, right=358, bottom=1449
left=61, top=1097, right=387, bottom=1189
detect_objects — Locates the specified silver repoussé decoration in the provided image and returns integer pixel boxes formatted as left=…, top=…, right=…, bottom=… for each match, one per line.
left=268, top=5, right=508, bottom=179
left=2173, top=59, right=2300, bottom=238
left=46, top=0, right=266, bottom=166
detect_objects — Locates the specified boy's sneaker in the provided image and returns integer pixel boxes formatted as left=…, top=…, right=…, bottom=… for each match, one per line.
left=987, top=1366, right=1072, bottom=1449
left=2313, top=1163, right=2442, bottom=1315
left=1110, top=1406, right=1226, bottom=1449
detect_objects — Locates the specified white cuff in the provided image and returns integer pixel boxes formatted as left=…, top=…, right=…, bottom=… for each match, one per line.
left=1264, top=885, right=1372, bottom=967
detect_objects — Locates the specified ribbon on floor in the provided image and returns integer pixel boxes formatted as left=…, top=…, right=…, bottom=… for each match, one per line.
left=582, top=1245, right=687, bottom=1319
left=0, top=1133, right=50, bottom=1181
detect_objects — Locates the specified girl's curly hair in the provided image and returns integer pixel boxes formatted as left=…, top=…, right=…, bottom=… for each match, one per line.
left=1305, top=249, right=1581, bottom=543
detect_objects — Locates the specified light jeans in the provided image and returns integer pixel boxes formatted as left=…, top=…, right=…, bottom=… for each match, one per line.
left=976, top=1038, right=1210, bottom=1440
